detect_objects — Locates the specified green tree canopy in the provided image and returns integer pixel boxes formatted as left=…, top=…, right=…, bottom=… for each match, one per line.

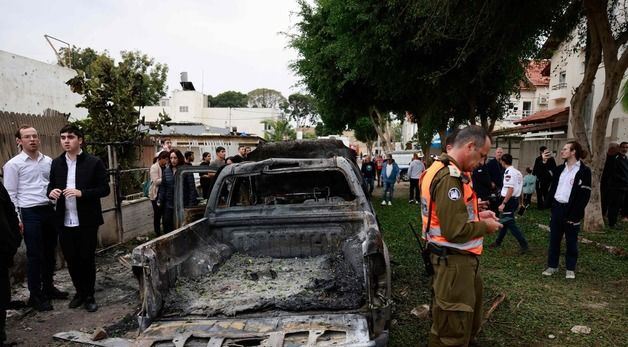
left=208, top=91, right=248, bottom=107
left=247, top=88, right=287, bottom=108
left=64, top=48, right=168, bottom=167
left=289, top=0, right=573, bottom=148
left=262, top=119, right=297, bottom=141
left=353, top=116, right=378, bottom=154
left=280, top=93, right=319, bottom=128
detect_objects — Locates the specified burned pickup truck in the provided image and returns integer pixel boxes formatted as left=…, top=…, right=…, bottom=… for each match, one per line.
left=131, top=140, right=391, bottom=346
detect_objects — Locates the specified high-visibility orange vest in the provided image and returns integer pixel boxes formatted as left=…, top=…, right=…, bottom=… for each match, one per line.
left=420, top=159, right=483, bottom=255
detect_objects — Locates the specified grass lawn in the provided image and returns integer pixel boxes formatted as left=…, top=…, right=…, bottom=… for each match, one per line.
left=374, top=182, right=627, bottom=347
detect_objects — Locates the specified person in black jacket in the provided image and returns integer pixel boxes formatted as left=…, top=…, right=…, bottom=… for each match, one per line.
left=532, top=146, right=557, bottom=209
left=486, top=147, right=504, bottom=213
left=158, top=149, right=197, bottom=234
left=607, top=142, right=628, bottom=228
left=542, top=141, right=591, bottom=280
left=0, top=183, right=21, bottom=347
left=47, top=125, right=110, bottom=312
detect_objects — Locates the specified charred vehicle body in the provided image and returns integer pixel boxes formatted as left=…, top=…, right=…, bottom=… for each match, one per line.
left=131, top=140, right=391, bottom=346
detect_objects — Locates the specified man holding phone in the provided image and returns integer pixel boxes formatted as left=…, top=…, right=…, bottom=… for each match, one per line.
left=532, top=146, right=556, bottom=209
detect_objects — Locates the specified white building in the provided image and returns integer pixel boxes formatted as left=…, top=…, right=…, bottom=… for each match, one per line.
left=548, top=35, right=627, bottom=140
left=0, top=50, right=87, bottom=119
left=140, top=88, right=281, bottom=137
left=508, top=61, right=551, bottom=119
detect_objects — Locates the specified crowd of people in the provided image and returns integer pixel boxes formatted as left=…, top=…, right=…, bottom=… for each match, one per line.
left=0, top=128, right=261, bottom=345
left=361, top=126, right=626, bottom=347
left=1, top=124, right=110, bottom=346
left=148, top=142, right=252, bottom=236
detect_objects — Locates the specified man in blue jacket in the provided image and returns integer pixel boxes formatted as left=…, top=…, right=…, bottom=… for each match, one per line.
left=381, top=154, right=400, bottom=206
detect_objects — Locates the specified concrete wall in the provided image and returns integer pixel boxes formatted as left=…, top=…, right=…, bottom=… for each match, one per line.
left=0, top=50, right=87, bottom=120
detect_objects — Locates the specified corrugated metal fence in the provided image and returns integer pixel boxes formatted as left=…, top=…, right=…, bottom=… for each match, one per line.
left=0, top=109, right=68, bottom=172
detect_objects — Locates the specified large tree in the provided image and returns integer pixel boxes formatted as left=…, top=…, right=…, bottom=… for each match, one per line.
left=64, top=48, right=168, bottom=167
left=567, top=0, right=628, bottom=231
left=353, top=116, right=378, bottom=155
left=208, top=91, right=248, bottom=108
left=281, top=93, right=319, bottom=128
left=247, top=88, right=287, bottom=108
left=290, top=0, right=573, bottom=150
left=262, top=119, right=297, bottom=141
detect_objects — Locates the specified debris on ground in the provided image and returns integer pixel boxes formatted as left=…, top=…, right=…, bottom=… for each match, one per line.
left=91, top=327, right=108, bottom=341
left=548, top=334, right=556, bottom=339
left=163, top=253, right=364, bottom=317
left=579, top=237, right=626, bottom=256
left=410, top=304, right=430, bottom=320
left=478, top=292, right=506, bottom=333
left=53, top=330, right=132, bottom=347
left=537, top=224, right=550, bottom=232
left=570, top=325, right=591, bottom=334
left=6, top=244, right=140, bottom=346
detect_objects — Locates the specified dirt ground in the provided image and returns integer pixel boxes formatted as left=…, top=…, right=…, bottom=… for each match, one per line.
left=5, top=243, right=141, bottom=346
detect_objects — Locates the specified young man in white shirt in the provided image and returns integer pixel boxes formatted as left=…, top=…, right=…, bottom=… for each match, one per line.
left=542, top=141, right=591, bottom=279
left=3, top=125, right=68, bottom=311
left=489, top=153, right=529, bottom=254
left=48, top=125, right=110, bottom=312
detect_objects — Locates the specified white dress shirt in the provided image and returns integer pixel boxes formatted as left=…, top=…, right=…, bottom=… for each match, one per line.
left=64, top=151, right=81, bottom=227
left=501, top=166, right=523, bottom=198
left=3, top=151, right=52, bottom=210
left=554, top=160, right=581, bottom=203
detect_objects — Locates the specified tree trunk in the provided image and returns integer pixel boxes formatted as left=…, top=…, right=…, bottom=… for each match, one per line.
left=579, top=0, right=628, bottom=231
left=369, top=107, right=395, bottom=152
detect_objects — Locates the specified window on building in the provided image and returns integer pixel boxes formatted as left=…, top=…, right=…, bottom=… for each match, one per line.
left=522, top=101, right=532, bottom=116
left=180, top=106, right=189, bottom=112
left=559, top=71, right=566, bottom=85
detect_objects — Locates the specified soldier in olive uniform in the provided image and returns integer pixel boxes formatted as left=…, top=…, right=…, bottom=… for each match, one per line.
left=421, top=125, right=502, bottom=347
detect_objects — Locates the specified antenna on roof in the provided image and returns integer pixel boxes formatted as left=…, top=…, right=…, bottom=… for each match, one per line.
left=44, top=34, right=72, bottom=68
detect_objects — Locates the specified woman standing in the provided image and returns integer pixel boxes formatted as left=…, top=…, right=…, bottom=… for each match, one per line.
left=158, top=150, right=184, bottom=234
left=542, top=141, right=591, bottom=279
left=149, top=151, right=169, bottom=236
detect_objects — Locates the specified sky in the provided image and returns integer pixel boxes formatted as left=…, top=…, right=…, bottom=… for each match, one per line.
left=0, top=0, right=304, bottom=98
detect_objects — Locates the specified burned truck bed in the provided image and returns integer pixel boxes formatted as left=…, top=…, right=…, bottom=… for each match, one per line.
left=132, top=156, right=391, bottom=346
left=163, top=253, right=363, bottom=317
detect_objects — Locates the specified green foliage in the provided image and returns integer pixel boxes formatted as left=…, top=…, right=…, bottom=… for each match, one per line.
left=314, top=122, right=335, bottom=137
left=263, top=119, right=296, bottom=141
left=208, top=90, right=248, bottom=108
left=353, top=117, right=377, bottom=144
left=247, top=88, right=287, bottom=108
left=289, top=0, right=574, bottom=139
left=281, top=93, right=319, bottom=128
left=376, top=183, right=628, bottom=346
left=65, top=48, right=168, bottom=167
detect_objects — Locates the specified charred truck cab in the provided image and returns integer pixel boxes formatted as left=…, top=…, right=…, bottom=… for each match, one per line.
left=131, top=140, right=391, bottom=346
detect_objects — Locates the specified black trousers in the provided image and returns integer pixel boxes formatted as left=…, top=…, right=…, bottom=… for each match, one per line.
left=59, top=226, right=98, bottom=298
left=536, top=180, right=551, bottom=209
left=409, top=178, right=419, bottom=201
left=0, top=264, right=9, bottom=343
left=151, top=200, right=163, bottom=236
left=608, top=190, right=627, bottom=227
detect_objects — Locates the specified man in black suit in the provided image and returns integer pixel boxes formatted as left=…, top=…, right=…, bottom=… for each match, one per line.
left=532, top=146, right=556, bottom=209
left=47, top=125, right=110, bottom=313
left=0, top=183, right=21, bottom=347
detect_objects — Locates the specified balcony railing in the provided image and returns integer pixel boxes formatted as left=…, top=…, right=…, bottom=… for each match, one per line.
left=551, top=82, right=567, bottom=90
left=522, top=110, right=533, bottom=117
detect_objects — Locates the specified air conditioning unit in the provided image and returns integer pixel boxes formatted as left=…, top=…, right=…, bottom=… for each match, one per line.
left=538, top=96, right=549, bottom=105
